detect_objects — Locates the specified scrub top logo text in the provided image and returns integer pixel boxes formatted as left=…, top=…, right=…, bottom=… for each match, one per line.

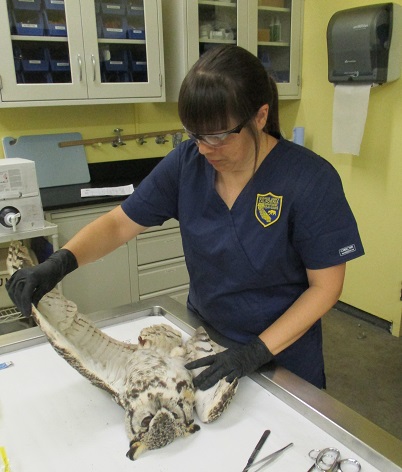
left=255, top=192, right=283, bottom=228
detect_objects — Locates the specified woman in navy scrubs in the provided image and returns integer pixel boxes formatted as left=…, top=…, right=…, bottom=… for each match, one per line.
left=7, top=46, right=364, bottom=390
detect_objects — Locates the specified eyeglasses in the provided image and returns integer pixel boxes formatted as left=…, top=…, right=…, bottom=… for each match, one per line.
left=184, top=117, right=250, bottom=147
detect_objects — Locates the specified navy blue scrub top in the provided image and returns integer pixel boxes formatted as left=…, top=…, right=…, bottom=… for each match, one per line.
left=122, top=138, right=364, bottom=388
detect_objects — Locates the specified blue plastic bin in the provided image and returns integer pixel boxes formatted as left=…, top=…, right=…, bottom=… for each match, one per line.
left=43, top=0, right=66, bottom=10
left=127, top=26, right=145, bottom=40
left=102, top=49, right=129, bottom=71
left=44, top=10, right=67, bottom=36
left=12, top=0, right=41, bottom=11
left=21, top=47, right=49, bottom=72
left=47, top=47, right=70, bottom=72
left=131, top=60, right=147, bottom=73
left=126, top=2, right=144, bottom=17
left=101, top=1, right=126, bottom=16
left=101, top=16, right=127, bottom=39
left=13, top=10, right=45, bottom=36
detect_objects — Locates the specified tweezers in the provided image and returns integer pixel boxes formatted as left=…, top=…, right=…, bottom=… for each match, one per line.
left=242, top=442, right=294, bottom=472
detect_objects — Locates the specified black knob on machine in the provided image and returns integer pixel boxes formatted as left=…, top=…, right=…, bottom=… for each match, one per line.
left=0, top=206, right=22, bottom=231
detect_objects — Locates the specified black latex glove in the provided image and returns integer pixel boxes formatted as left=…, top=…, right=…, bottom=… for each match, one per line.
left=185, top=337, right=274, bottom=390
left=6, top=249, right=78, bottom=317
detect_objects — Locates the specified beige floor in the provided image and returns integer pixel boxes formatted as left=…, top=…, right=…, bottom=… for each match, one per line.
left=322, top=307, right=402, bottom=441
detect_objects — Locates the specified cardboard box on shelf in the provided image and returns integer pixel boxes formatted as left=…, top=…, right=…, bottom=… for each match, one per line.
left=258, top=0, right=285, bottom=8
left=258, top=29, right=271, bottom=41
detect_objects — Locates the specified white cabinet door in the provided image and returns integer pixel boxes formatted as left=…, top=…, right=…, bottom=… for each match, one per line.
left=46, top=205, right=132, bottom=314
left=0, top=0, right=165, bottom=106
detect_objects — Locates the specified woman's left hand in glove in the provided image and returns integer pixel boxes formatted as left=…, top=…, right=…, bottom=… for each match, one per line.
left=185, top=337, right=274, bottom=390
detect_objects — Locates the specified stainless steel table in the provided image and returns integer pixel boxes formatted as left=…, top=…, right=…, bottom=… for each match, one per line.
left=0, top=296, right=401, bottom=471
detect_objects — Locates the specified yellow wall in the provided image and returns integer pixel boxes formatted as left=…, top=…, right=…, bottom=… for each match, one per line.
left=279, top=0, right=402, bottom=335
left=0, top=102, right=182, bottom=163
left=0, top=0, right=401, bottom=334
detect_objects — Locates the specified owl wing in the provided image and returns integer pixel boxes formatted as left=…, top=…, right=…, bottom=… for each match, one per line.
left=186, top=326, right=238, bottom=423
left=7, top=241, right=137, bottom=404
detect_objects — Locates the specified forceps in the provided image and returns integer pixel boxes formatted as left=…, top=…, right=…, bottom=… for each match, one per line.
left=307, top=447, right=361, bottom=472
left=243, top=442, right=293, bottom=471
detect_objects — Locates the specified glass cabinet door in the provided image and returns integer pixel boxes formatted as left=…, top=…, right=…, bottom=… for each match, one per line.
left=1, top=0, right=88, bottom=101
left=187, top=0, right=248, bottom=68
left=80, top=0, right=163, bottom=99
left=249, top=0, right=302, bottom=98
left=0, top=0, right=164, bottom=104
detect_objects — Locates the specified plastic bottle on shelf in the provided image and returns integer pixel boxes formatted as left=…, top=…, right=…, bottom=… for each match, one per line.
left=273, top=16, right=281, bottom=42
left=269, top=17, right=275, bottom=41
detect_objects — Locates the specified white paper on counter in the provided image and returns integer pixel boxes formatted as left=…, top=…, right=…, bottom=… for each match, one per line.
left=81, top=184, right=134, bottom=197
left=332, top=83, right=371, bottom=155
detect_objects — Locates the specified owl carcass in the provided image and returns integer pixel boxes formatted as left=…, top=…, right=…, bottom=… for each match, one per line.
left=7, top=241, right=238, bottom=460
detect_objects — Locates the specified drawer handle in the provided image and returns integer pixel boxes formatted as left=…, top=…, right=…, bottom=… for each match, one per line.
left=91, top=54, right=96, bottom=82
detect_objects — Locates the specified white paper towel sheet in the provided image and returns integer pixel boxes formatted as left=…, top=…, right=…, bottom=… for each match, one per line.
left=332, top=83, right=371, bottom=155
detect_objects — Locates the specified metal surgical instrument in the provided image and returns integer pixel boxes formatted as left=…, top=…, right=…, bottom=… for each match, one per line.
left=308, top=447, right=361, bottom=472
left=243, top=442, right=293, bottom=471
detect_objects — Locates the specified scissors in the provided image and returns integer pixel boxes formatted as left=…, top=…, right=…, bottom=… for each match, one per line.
left=308, top=447, right=361, bottom=472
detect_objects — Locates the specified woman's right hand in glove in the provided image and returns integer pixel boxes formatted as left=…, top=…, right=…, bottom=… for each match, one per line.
left=6, top=249, right=78, bottom=317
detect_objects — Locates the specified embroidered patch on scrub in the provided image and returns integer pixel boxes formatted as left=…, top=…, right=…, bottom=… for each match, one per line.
left=255, top=192, right=283, bottom=227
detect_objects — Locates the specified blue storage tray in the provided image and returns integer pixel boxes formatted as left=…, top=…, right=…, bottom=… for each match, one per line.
left=101, top=16, right=127, bottom=39
left=12, top=0, right=41, bottom=11
left=101, top=1, right=126, bottom=16
left=13, top=10, right=45, bottom=36
left=126, top=2, right=144, bottom=17
left=127, top=26, right=145, bottom=40
left=47, top=48, right=70, bottom=72
left=44, top=10, right=67, bottom=36
left=21, top=47, right=49, bottom=72
left=43, top=0, right=66, bottom=10
left=131, top=60, right=147, bottom=72
left=102, top=49, right=129, bottom=71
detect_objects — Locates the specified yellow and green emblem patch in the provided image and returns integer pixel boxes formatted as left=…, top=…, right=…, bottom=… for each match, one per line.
left=255, top=192, right=283, bottom=227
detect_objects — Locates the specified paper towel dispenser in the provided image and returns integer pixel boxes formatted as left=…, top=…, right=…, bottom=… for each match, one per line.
left=327, top=3, right=402, bottom=84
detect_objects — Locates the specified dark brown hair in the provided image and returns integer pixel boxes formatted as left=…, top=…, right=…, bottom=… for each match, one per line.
left=178, top=45, right=281, bottom=140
